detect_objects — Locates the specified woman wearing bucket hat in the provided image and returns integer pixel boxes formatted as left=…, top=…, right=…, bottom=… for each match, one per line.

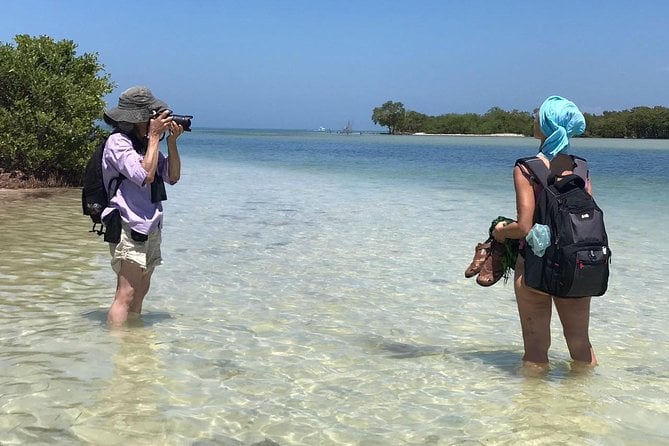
left=490, top=95, right=597, bottom=373
left=101, top=86, right=184, bottom=325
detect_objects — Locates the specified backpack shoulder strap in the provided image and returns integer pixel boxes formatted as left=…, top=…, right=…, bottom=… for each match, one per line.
left=107, top=175, right=125, bottom=200
left=515, top=156, right=549, bottom=188
left=102, top=133, right=126, bottom=200
left=571, top=155, right=589, bottom=183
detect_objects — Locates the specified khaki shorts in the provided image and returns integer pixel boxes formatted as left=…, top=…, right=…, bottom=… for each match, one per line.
left=109, top=225, right=163, bottom=274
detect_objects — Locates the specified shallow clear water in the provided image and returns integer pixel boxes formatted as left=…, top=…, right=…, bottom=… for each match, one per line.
left=1, top=132, right=668, bottom=445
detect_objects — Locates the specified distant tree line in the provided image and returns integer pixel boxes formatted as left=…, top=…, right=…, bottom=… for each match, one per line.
left=372, top=101, right=669, bottom=139
left=584, top=107, right=669, bottom=138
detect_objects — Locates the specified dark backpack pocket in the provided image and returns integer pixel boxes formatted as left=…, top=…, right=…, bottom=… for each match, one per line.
left=523, top=248, right=546, bottom=290
left=102, top=209, right=122, bottom=244
left=557, top=244, right=610, bottom=298
left=82, top=183, right=107, bottom=224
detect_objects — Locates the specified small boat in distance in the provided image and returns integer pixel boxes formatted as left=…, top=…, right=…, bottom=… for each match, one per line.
left=337, top=120, right=362, bottom=135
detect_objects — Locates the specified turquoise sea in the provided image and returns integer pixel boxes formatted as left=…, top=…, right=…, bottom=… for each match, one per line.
left=1, top=130, right=668, bottom=445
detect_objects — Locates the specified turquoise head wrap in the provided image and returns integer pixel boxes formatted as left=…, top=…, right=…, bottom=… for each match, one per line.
left=538, top=95, right=586, bottom=160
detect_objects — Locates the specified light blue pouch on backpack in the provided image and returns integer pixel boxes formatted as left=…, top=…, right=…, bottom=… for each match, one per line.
left=527, top=224, right=551, bottom=256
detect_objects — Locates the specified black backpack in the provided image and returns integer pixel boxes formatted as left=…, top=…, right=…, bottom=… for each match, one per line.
left=81, top=134, right=124, bottom=235
left=517, top=156, right=611, bottom=298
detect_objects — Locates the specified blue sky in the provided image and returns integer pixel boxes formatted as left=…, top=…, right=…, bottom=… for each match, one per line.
left=2, top=0, right=668, bottom=130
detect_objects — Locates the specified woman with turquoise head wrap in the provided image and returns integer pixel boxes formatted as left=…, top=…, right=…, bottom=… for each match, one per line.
left=537, top=95, right=586, bottom=160
left=486, top=95, right=598, bottom=373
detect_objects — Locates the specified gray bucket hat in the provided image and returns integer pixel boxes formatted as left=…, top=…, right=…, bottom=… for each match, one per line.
left=103, top=86, right=168, bottom=126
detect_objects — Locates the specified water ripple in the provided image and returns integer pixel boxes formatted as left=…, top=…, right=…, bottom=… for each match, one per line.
left=2, top=137, right=669, bottom=444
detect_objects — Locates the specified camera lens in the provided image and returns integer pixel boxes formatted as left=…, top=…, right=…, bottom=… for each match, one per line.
left=171, top=114, right=193, bottom=132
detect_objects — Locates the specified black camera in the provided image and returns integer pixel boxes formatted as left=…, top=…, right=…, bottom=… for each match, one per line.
left=171, top=114, right=193, bottom=132
left=154, top=109, right=193, bottom=131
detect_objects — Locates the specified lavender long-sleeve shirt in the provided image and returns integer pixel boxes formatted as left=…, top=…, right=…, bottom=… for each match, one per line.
left=101, top=132, right=173, bottom=235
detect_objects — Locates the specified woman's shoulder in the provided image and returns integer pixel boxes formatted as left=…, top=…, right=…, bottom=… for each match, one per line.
left=107, top=132, right=132, bottom=144
left=107, top=132, right=132, bottom=146
left=105, top=132, right=135, bottom=153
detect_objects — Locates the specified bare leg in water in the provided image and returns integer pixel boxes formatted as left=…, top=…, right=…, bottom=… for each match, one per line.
left=514, top=257, right=552, bottom=372
left=555, top=296, right=597, bottom=367
left=514, top=256, right=597, bottom=372
left=108, top=260, right=153, bottom=326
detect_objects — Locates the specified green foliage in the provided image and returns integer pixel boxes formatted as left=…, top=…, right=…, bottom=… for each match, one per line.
left=401, top=110, right=428, bottom=134
left=585, top=107, right=669, bottom=139
left=373, top=101, right=669, bottom=138
left=372, top=101, right=534, bottom=135
left=0, top=34, right=115, bottom=184
left=371, top=101, right=406, bottom=134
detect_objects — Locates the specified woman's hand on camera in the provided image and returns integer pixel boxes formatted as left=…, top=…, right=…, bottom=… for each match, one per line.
left=166, top=120, right=185, bottom=142
left=148, top=110, right=173, bottom=139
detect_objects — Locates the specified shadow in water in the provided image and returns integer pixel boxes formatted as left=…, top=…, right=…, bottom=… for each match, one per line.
left=361, top=335, right=446, bottom=359
left=193, top=436, right=281, bottom=446
left=361, top=334, right=524, bottom=374
left=459, top=349, right=599, bottom=380
left=459, top=349, right=523, bottom=374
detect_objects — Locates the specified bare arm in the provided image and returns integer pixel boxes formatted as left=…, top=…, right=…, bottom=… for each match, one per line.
left=166, top=121, right=183, bottom=183
left=142, top=133, right=161, bottom=184
left=493, top=165, right=536, bottom=241
left=142, top=111, right=173, bottom=184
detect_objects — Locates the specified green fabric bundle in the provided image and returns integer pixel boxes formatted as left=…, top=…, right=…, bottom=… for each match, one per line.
left=488, top=216, right=519, bottom=283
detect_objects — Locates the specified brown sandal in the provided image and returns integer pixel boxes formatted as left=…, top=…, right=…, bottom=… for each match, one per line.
left=465, top=241, right=491, bottom=278
left=476, top=240, right=505, bottom=287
